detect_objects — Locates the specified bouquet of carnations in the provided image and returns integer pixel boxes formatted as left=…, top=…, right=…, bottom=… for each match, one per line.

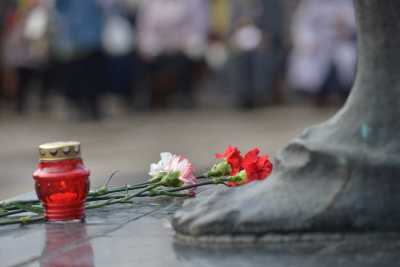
left=0, top=146, right=272, bottom=225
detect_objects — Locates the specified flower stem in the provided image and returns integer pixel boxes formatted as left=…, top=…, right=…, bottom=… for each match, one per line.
left=0, top=175, right=209, bottom=211
left=0, top=176, right=227, bottom=226
left=150, top=191, right=192, bottom=197
left=196, top=174, right=208, bottom=179
left=0, top=210, right=26, bottom=218
left=0, top=182, right=152, bottom=211
left=0, top=215, right=45, bottom=226
left=164, top=178, right=228, bottom=193
left=13, top=203, right=44, bottom=214
left=86, top=182, right=163, bottom=209
left=125, top=182, right=163, bottom=201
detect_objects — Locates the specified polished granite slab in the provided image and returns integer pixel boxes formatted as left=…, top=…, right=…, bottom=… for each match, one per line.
left=1, top=192, right=399, bottom=267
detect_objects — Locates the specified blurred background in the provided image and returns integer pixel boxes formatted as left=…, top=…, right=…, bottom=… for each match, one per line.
left=0, top=0, right=356, bottom=199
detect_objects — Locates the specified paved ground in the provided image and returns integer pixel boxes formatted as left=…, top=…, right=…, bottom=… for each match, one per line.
left=0, top=104, right=337, bottom=199
left=2, top=104, right=398, bottom=267
left=1, top=192, right=399, bottom=267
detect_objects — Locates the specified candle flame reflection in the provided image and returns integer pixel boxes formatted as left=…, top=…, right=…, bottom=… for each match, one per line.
left=40, top=223, right=95, bottom=267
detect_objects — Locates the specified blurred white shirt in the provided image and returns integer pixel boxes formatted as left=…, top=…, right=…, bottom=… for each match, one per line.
left=137, top=0, right=208, bottom=59
left=288, top=0, right=356, bottom=92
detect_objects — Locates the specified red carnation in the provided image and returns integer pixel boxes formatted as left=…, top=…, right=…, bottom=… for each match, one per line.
left=215, top=146, right=242, bottom=175
left=242, top=148, right=273, bottom=182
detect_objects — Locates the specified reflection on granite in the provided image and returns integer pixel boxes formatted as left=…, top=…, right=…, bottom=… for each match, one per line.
left=173, top=235, right=400, bottom=267
left=1, top=193, right=400, bottom=267
left=40, top=224, right=94, bottom=267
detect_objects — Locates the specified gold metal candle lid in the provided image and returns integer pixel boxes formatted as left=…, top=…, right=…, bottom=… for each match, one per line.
left=39, top=141, right=81, bottom=161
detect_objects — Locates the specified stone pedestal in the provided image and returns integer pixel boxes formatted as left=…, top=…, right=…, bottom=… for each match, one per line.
left=172, top=0, right=400, bottom=239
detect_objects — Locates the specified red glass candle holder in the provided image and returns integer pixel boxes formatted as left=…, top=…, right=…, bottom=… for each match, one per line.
left=33, top=142, right=90, bottom=222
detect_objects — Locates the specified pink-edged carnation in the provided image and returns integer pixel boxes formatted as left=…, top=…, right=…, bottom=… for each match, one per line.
left=149, top=152, right=197, bottom=186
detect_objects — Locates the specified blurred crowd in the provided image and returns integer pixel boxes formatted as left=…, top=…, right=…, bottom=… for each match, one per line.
left=0, top=0, right=357, bottom=120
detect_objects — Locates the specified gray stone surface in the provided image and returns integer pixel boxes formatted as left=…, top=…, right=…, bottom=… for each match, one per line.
left=172, top=0, right=400, bottom=237
left=1, top=192, right=400, bottom=267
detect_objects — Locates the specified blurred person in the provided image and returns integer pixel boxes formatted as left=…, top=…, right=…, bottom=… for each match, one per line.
left=51, top=0, right=105, bottom=120
left=2, top=0, right=51, bottom=113
left=209, top=0, right=230, bottom=38
left=228, top=0, right=286, bottom=109
left=100, top=0, right=138, bottom=109
left=0, top=1, right=14, bottom=106
left=288, top=0, right=356, bottom=105
left=206, top=0, right=230, bottom=70
left=136, top=0, right=208, bottom=109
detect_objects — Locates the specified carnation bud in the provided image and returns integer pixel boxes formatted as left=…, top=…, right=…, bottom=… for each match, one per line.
left=207, top=161, right=231, bottom=177
left=228, top=170, right=247, bottom=185
left=19, top=216, right=31, bottom=224
left=161, top=171, right=183, bottom=187
left=149, top=172, right=167, bottom=183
